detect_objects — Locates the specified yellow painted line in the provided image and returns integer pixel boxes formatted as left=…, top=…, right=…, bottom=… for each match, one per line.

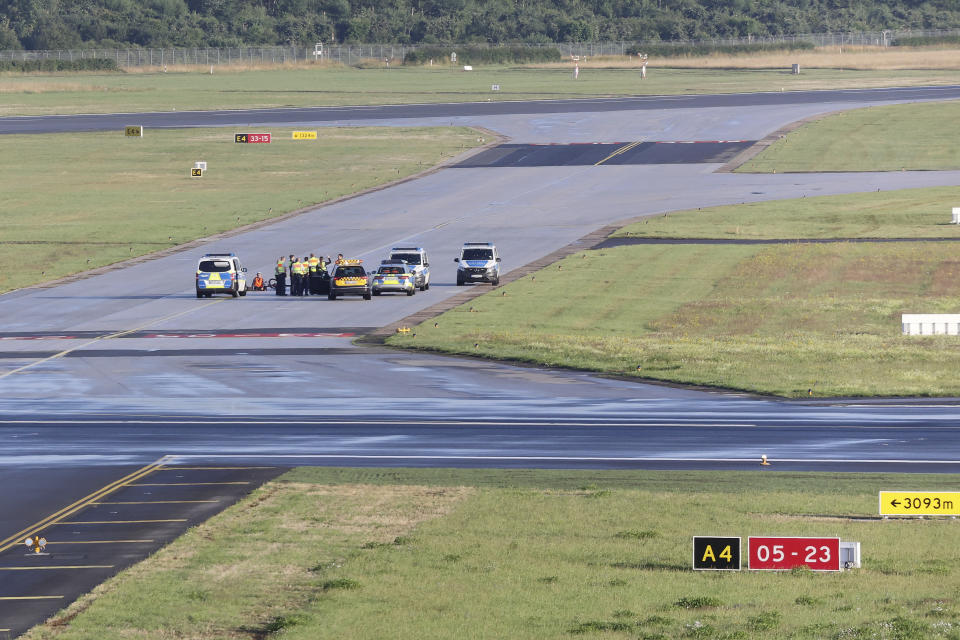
left=0, top=596, right=64, bottom=601
left=159, top=466, right=276, bottom=470
left=45, top=540, right=153, bottom=545
left=92, top=500, right=220, bottom=505
left=0, top=300, right=223, bottom=378
left=127, top=482, right=249, bottom=486
left=0, top=565, right=114, bottom=571
left=0, top=457, right=169, bottom=554
left=55, top=519, right=187, bottom=525
left=594, top=140, right=645, bottom=166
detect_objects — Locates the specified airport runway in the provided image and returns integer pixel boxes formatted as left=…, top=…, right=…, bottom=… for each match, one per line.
left=3, top=86, right=960, bottom=634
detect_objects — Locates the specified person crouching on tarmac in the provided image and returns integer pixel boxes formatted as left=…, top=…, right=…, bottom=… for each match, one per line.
left=252, top=272, right=266, bottom=291
left=275, top=257, right=287, bottom=296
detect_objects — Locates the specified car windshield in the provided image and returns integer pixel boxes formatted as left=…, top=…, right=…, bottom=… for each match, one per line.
left=337, top=266, right=365, bottom=277
left=462, top=249, right=493, bottom=261
left=199, top=260, right=231, bottom=272
left=391, top=253, right=421, bottom=265
left=379, top=266, right=405, bottom=275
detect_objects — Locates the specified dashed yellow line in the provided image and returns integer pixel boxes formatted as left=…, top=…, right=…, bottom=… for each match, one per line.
left=594, top=140, right=645, bottom=166
left=159, top=466, right=276, bottom=470
left=44, top=540, right=153, bottom=545
left=0, top=457, right=169, bottom=554
left=0, top=300, right=223, bottom=378
left=128, top=482, right=249, bottom=486
left=55, top=519, right=187, bottom=525
left=92, top=500, right=220, bottom=505
left=0, top=565, right=114, bottom=571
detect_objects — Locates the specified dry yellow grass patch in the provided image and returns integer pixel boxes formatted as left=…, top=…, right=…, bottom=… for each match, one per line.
left=0, top=80, right=113, bottom=93
left=120, top=60, right=344, bottom=73
left=24, top=481, right=474, bottom=640
left=535, top=46, right=960, bottom=70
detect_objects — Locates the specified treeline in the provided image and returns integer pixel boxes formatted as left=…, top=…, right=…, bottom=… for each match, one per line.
left=1, top=0, right=960, bottom=50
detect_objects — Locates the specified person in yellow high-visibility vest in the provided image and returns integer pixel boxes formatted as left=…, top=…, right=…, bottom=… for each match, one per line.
left=295, top=257, right=308, bottom=296
left=274, top=257, right=287, bottom=296
left=307, top=253, right=321, bottom=295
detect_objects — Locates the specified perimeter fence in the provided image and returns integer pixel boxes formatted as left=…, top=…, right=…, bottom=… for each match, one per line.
left=2, top=28, right=959, bottom=68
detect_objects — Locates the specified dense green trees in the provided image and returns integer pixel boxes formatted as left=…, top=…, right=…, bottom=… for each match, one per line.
left=1, top=0, right=959, bottom=49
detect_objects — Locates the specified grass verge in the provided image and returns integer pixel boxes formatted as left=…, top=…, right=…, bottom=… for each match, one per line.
left=388, top=188, right=960, bottom=397
left=23, top=467, right=960, bottom=640
left=0, top=126, right=481, bottom=293
left=3, top=64, right=960, bottom=116
left=740, top=101, right=960, bottom=172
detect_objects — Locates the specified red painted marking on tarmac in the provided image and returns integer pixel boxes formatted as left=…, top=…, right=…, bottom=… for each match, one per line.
left=141, top=332, right=356, bottom=339
left=0, top=332, right=355, bottom=341
left=0, top=335, right=79, bottom=341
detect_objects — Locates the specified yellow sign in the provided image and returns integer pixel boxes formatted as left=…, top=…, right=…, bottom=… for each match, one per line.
left=880, top=491, right=960, bottom=516
left=292, top=131, right=318, bottom=140
left=124, top=125, right=143, bottom=137
left=191, top=168, right=204, bottom=177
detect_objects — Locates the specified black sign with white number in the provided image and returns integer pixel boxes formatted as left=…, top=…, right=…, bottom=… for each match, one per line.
left=692, top=536, right=741, bottom=571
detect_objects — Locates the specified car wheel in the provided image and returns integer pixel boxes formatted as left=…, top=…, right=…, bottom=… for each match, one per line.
left=456, top=275, right=464, bottom=286
left=491, top=278, right=499, bottom=286
left=196, top=290, right=202, bottom=299
left=407, top=288, right=415, bottom=296
left=424, top=281, right=430, bottom=290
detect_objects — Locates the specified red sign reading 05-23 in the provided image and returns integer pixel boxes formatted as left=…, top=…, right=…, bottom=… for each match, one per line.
left=748, top=537, right=840, bottom=571
left=234, top=133, right=271, bottom=143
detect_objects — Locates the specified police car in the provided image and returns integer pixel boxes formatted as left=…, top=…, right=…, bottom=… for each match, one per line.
left=196, top=252, right=248, bottom=298
left=371, top=260, right=417, bottom=296
left=455, top=242, right=501, bottom=285
left=328, top=258, right=372, bottom=300
left=388, top=246, right=430, bottom=291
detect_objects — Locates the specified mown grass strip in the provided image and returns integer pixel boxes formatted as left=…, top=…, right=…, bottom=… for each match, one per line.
left=391, top=186, right=960, bottom=397
left=22, top=468, right=960, bottom=640
left=3, top=65, right=960, bottom=117
left=740, top=101, right=960, bottom=172
left=0, top=126, right=480, bottom=293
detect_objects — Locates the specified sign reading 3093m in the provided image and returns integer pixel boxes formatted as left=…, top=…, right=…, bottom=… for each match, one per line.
left=880, top=491, right=960, bottom=516
left=748, top=537, right=840, bottom=572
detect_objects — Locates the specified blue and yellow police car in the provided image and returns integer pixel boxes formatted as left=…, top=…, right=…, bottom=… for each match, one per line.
left=195, top=252, right=248, bottom=298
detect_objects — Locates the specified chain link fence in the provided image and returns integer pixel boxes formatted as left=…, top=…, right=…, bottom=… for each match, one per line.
left=1, top=29, right=958, bottom=68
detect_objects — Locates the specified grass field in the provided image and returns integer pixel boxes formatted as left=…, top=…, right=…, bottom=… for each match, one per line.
left=741, top=101, right=960, bottom=173
left=3, top=63, right=960, bottom=116
left=0, top=126, right=480, bottom=293
left=389, top=187, right=960, bottom=397
left=23, top=467, right=960, bottom=640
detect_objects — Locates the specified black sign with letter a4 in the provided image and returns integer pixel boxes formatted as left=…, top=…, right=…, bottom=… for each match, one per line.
left=692, top=536, right=741, bottom=571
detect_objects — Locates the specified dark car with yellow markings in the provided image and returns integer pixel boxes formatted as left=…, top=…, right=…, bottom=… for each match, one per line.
left=328, top=258, right=372, bottom=301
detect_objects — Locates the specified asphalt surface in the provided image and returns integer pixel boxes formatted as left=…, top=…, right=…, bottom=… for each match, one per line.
left=453, top=140, right=754, bottom=167
left=3, top=86, right=960, bottom=635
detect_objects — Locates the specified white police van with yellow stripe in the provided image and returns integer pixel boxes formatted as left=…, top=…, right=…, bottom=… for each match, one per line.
left=195, top=252, right=248, bottom=298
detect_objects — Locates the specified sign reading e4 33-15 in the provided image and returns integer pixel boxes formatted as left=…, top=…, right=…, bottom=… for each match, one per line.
left=880, top=491, right=960, bottom=516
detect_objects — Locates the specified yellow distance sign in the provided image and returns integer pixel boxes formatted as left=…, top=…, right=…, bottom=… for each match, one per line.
left=880, top=491, right=960, bottom=516
left=292, top=131, right=318, bottom=140
left=124, top=125, right=143, bottom=137
left=191, top=168, right=204, bottom=177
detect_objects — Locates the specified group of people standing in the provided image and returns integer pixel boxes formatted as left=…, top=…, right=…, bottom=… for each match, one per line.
left=274, top=252, right=335, bottom=296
